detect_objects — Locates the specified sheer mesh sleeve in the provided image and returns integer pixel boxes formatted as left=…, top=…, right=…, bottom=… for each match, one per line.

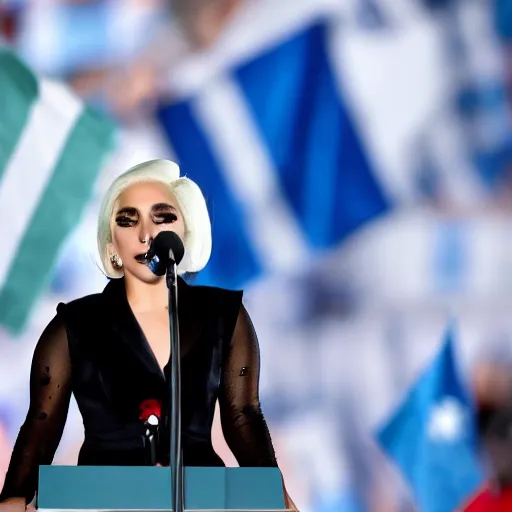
left=218, top=304, right=278, bottom=467
left=0, top=314, right=72, bottom=504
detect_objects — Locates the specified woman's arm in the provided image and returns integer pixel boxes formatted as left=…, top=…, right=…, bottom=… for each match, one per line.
left=0, top=315, right=72, bottom=505
left=218, top=304, right=298, bottom=510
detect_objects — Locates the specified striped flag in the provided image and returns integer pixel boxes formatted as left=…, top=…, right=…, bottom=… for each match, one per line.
left=0, top=50, right=116, bottom=334
left=157, top=18, right=390, bottom=290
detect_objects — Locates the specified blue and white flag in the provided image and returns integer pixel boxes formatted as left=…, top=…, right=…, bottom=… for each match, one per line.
left=157, top=18, right=390, bottom=290
left=314, top=488, right=363, bottom=512
left=377, top=325, right=483, bottom=512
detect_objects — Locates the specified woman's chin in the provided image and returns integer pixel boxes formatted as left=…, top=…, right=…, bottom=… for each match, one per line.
left=125, top=265, right=164, bottom=284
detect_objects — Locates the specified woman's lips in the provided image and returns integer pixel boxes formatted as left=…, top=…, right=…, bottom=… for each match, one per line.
left=134, top=253, right=148, bottom=264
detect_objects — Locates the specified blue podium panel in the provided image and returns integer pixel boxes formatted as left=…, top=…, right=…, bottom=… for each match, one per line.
left=38, top=466, right=286, bottom=511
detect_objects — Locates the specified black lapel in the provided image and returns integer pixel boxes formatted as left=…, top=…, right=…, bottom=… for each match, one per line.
left=102, top=277, right=165, bottom=380
left=176, top=276, right=204, bottom=359
left=94, top=277, right=205, bottom=418
left=96, top=278, right=165, bottom=418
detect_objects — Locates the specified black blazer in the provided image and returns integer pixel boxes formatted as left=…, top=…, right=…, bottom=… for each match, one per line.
left=0, top=277, right=278, bottom=504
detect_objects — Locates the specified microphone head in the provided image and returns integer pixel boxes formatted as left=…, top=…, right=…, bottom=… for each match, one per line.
left=152, top=231, right=185, bottom=265
left=146, top=231, right=185, bottom=276
left=139, top=398, right=162, bottom=422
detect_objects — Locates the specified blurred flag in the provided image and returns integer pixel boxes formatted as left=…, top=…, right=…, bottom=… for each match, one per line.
left=495, top=0, right=512, bottom=42
left=440, top=0, right=512, bottom=191
left=0, top=50, right=116, bottom=334
left=12, top=1, right=163, bottom=78
left=314, top=488, right=363, bottom=512
left=377, top=325, right=483, bottom=512
left=157, top=21, right=390, bottom=290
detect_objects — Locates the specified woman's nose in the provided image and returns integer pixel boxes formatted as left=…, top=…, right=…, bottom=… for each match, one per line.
left=139, top=227, right=151, bottom=246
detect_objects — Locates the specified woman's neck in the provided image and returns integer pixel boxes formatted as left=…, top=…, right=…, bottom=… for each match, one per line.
left=124, top=274, right=169, bottom=313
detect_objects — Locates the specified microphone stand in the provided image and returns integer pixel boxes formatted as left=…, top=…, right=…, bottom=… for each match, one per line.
left=166, top=257, right=184, bottom=512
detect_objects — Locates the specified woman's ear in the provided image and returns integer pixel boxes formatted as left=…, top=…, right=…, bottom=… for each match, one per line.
left=106, top=241, right=116, bottom=258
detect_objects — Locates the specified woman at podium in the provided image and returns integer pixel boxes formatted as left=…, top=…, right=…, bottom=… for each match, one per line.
left=0, top=160, right=297, bottom=511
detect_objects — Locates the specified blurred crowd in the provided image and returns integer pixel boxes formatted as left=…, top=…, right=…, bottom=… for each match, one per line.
left=0, top=0, right=243, bottom=118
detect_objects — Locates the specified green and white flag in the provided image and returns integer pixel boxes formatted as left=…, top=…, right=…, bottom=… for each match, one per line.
left=0, top=50, right=117, bottom=334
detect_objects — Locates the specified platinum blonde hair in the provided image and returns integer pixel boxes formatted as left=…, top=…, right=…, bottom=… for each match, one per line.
left=97, top=159, right=212, bottom=278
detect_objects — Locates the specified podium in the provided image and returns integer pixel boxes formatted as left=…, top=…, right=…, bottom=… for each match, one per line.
left=38, top=466, right=288, bottom=511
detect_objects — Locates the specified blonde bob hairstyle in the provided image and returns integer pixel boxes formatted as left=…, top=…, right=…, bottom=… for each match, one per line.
left=97, top=159, right=212, bottom=278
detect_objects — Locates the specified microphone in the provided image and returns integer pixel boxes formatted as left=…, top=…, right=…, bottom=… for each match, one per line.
left=145, top=231, right=185, bottom=276
left=139, top=399, right=162, bottom=466
left=143, top=414, right=159, bottom=466
left=145, top=231, right=185, bottom=512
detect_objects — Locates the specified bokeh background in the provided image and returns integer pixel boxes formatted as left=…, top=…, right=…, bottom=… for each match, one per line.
left=2, top=0, right=512, bottom=510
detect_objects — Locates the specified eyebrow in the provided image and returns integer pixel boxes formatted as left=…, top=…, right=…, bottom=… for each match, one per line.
left=116, top=207, right=138, bottom=216
left=151, top=203, right=177, bottom=212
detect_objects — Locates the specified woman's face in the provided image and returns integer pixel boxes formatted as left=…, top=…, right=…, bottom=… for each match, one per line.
left=110, top=181, right=186, bottom=283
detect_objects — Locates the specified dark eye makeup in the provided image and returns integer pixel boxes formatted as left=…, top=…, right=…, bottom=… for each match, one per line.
left=115, top=204, right=178, bottom=227
left=115, top=207, right=138, bottom=227
left=153, top=212, right=177, bottom=224
left=150, top=203, right=178, bottom=224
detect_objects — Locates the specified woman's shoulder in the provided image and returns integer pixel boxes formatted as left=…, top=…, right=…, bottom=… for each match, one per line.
left=184, top=279, right=243, bottom=304
left=56, top=291, right=104, bottom=315
left=194, top=283, right=243, bottom=299
left=181, top=278, right=243, bottom=320
left=55, top=291, right=106, bottom=335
